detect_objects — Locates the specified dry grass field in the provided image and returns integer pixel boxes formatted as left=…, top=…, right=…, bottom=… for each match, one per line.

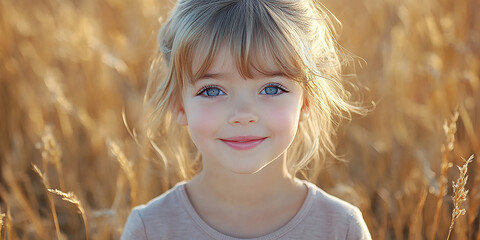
left=1, top=0, right=479, bottom=239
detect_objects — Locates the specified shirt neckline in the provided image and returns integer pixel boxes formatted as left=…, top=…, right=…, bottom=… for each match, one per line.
left=175, top=180, right=314, bottom=240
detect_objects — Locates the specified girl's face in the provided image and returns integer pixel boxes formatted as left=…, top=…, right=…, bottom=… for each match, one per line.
left=177, top=47, right=306, bottom=175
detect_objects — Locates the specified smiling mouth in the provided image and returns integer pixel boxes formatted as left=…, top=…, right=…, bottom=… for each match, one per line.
left=220, top=136, right=267, bottom=150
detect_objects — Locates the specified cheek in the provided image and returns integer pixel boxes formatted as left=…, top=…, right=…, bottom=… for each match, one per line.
left=185, top=102, right=223, bottom=138
left=262, top=99, right=302, bottom=135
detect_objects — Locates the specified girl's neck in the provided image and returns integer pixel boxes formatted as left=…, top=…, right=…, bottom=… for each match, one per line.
left=183, top=155, right=307, bottom=238
left=186, top=154, right=303, bottom=207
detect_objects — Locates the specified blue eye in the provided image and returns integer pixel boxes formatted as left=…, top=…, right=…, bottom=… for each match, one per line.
left=260, top=84, right=288, bottom=96
left=263, top=86, right=279, bottom=95
left=198, top=86, right=225, bottom=97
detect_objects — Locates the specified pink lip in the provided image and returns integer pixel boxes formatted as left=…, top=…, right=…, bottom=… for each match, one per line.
left=220, top=136, right=267, bottom=150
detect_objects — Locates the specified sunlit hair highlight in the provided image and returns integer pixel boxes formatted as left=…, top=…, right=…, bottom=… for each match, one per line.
left=143, top=0, right=368, bottom=181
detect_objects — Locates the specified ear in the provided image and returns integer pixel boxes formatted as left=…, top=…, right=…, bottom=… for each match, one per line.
left=300, top=98, right=310, bottom=121
left=175, top=105, right=188, bottom=126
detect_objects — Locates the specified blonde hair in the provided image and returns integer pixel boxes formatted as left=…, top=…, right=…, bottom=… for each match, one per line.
left=143, top=0, right=368, bottom=181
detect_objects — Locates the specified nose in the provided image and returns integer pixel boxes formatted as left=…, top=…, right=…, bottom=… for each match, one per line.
left=228, top=100, right=259, bottom=126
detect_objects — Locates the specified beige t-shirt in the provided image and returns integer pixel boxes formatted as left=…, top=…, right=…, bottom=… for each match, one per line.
left=121, top=180, right=371, bottom=240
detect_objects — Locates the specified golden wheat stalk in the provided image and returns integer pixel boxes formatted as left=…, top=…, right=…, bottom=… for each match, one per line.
left=0, top=192, right=7, bottom=240
left=107, top=139, right=137, bottom=207
left=6, top=207, right=12, bottom=240
left=476, top=162, right=480, bottom=240
left=5, top=207, right=11, bottom=240
left=410, top=189, right=427, bottom=240
left=430, top=112, right=458, bottom=240
left=0, top=207, right=4, bottom=239
left=0, top=206, right=10, bottom=240
left=32, top=164, right=62, bottom=240
left=48, top=189, right=89, bottom=240
left=40, top=126, right=66, bottom=191
left=447, top=154, right=474, bottom=240
left=2, top=164, right=48, bottom=239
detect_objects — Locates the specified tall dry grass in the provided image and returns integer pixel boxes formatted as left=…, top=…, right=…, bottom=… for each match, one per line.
left=0, top=0, right=479, bottom=239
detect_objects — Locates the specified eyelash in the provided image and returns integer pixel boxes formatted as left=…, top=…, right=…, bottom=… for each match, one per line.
left=196, top=85, right=226, bottom=97
left=261, top=83, right=289, bottom=96
left=196, top=83, right=289, bottom=97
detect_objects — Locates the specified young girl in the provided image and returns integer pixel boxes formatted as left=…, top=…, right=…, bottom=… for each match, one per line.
left=122, top=0, right=371, bottom=239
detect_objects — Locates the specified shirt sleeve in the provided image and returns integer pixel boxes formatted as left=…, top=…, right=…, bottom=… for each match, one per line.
left=120, top=208, right=148, bottom=240
left=346, top=207, right=372, bottom=240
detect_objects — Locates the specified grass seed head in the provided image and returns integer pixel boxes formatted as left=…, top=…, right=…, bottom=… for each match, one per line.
left=447, top=154, right=474, bottom=240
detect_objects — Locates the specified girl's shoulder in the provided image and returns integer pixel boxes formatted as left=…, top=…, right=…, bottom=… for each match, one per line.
left=135, top=181, right=187, bottom=213
left=130, top=181, right=192, bottom=226
left=121, top=181, right=193, bottom=240
left=303, top=180, right=360, bottom=215
left=300, top=180, right=372, bottom=239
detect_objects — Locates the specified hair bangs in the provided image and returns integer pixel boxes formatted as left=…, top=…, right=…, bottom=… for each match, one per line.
left=174, top=0, right=308, bottom=83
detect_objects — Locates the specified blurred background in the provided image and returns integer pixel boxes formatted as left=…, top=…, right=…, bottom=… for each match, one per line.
left=0, top=0, right=479, bottom=239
